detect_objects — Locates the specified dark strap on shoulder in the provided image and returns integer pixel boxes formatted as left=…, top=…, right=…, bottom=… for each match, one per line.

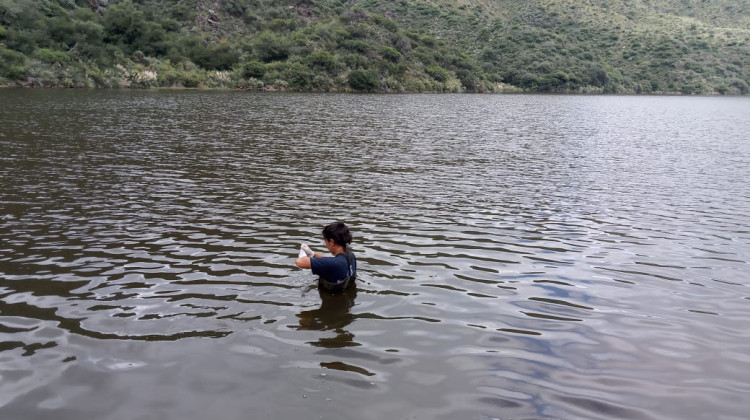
left=318, top=251, right=356, bottom=293
left=343, top=251, right=353, bottom=277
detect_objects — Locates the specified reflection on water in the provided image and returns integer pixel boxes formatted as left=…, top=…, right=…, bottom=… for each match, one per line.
left=295, top=286, right=358, bottom=348
left=1, top=90, right=749, bottom=420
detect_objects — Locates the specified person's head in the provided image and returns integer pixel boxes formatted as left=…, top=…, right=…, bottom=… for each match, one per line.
left=322, top=222, right=352, bottom=251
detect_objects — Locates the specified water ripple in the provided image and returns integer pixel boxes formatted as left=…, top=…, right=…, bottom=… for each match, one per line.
left=1, top=91, right=749, bottom=419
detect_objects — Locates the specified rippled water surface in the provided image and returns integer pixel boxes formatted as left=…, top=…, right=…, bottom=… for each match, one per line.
left=1, top=90, right=749, bottom=420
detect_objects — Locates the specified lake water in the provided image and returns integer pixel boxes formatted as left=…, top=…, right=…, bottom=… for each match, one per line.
left=1, top=90, right=749, bottom=420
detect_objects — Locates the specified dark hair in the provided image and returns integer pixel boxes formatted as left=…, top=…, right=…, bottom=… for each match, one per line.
left=322, top=222, right=352, bottom=249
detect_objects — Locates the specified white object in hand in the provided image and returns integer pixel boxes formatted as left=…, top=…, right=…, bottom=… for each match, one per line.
left=298, top=246, right=306, bottom=258
left=300, top=243, right=314, bottom=257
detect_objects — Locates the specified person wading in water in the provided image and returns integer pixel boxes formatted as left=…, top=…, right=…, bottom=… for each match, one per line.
left=295, top=222, right=357, bottom=293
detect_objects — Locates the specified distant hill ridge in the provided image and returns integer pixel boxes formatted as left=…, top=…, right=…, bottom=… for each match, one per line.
left=0, top=0, right=747, bottom=93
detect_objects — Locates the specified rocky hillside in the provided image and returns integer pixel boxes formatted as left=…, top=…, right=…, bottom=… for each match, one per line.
left=0, top=0, right=747, bottom=93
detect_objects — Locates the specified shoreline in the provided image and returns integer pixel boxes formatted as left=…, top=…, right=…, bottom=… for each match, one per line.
left=0, top=85, right=737, bottom=96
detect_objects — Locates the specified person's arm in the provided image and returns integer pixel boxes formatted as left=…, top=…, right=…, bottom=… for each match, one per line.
left=295, top=256, right=311, bottom=269
left=296, top=243, right=327, bottom=269
left=295, top=253, right=326, bottom=269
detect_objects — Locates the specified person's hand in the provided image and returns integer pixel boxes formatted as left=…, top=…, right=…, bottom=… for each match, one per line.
left=301, top=243, right=314, bottom=258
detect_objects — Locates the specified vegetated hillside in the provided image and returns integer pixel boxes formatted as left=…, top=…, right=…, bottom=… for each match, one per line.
left=0, top=0, right=748, bottom=93
left=353, top=0, right=750, bottom=94
left=0, top=0, right=500, bottom=91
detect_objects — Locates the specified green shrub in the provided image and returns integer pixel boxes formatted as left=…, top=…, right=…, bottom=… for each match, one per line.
left=305, top=51, right=337, bottom=72
left=160, top=18, right=180, bottom=32
left=102, top=2, right=145, bottom=46
left=188, top=42, right=239, bottom=71
left=156, top=64, right=180, bottom=86
left=310, top=74, right=334, bottom=91
left=456, top=69, right=478, bottom=91
left=170, top=2, right=196, bottom=21
left=588, top=64, right=611, bottom=87
left=254, top=31, right=291, bottom=62
left=181, top=71, right=201, bottom=88
left=269, top=18, right=296, bottom=32
left=0, top=47, right=27, bottom=78
left=380, top=46, right=401, bottom=62
left=240, top=60, right=265, bottom=78
left=224, top=0, right=249, bottom=18
left=132, top=21, right=167, bottom=56
left=382, top=61, right=407, bottom=76
left=730, top=78, right=748, bottom=94
left=87, top=66, right=111, bottom=88
left=264, top=61, right=314, bottom=89
left=284, top=62, right=313, bottom=89
left=403, top=78, right=426, bottom=92
left=341, top=39, right=369, bottom=53
left=47, top=16, right=76, bottom=48
left=373, top=14, right=398, bottom=32
left=341, top=53, right=368, bottom=69
left=34, top=48, right=69, bottom=64
left=348, top=68, right=380, bottom=91
left=426, top=65, right=450, bottom=82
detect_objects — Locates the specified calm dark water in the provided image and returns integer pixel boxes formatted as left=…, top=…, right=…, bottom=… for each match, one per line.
left=1, top=90, right=749, bottom=420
